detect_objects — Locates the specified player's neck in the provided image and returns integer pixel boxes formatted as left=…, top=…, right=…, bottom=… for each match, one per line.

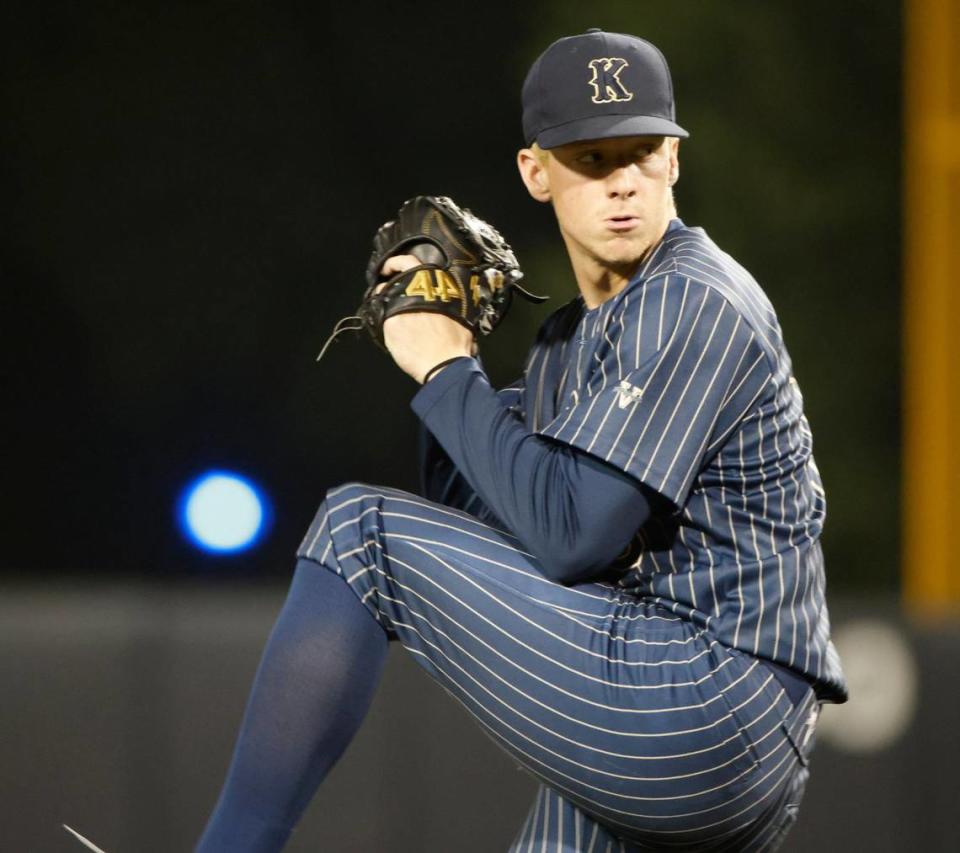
left=570, top=215, right=674, bottom=310
left=573, top=264, right=634, bottom=310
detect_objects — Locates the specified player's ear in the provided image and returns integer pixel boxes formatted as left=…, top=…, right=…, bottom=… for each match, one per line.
left=667, top=138, right=680, bottom=187
left=517, top=148, right=551, bottom=202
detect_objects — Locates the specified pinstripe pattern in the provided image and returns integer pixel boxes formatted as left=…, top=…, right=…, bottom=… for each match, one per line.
left=523, top=222, right=846, bottom=703
left=297, top=483, right=819, bottom=850
left=294, top=219, right=839, bottom=849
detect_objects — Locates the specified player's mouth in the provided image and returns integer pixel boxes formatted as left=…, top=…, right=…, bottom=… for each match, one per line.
left=605, top=215, right=640, bottom=231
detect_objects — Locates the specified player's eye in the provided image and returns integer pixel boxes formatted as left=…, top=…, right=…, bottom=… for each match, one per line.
left=575, top=151, right=603, bottom=165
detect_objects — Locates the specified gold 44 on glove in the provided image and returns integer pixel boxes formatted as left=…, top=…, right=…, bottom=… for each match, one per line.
left=316, top=195, right=547, bottom=363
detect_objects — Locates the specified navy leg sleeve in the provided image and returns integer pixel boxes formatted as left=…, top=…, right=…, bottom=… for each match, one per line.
left=195, top=558, right=389, bottom=852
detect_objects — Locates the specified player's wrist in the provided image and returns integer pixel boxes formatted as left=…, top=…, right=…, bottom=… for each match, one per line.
left=421, top=355, right=472, bottom=385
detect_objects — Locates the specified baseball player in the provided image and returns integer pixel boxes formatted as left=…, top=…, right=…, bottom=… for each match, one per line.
left=196, top=29, right=848, bottom=852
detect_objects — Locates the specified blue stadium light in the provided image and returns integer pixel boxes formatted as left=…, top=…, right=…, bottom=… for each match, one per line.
left=178, top=471, right=267, bottom=553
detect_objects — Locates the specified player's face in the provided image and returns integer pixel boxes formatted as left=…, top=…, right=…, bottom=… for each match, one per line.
left=520, top=135, right=680, bottom=277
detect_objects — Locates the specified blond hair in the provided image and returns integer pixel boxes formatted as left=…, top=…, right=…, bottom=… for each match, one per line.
left=530, top=141, right=550, bottom=166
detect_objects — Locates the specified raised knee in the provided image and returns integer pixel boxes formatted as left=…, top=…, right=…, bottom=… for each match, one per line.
left=320, top=483, right=386, bottom=531
left=298, top=482, right=388, bottom=566
left=323, top=481, right=374, bottom=507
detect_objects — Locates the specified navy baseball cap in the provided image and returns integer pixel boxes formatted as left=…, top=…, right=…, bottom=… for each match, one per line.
left=521, top=28, right=689, bottom=149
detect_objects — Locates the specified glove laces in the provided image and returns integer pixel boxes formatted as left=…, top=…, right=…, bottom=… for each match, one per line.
left=315, top=314, right=365, bottom=363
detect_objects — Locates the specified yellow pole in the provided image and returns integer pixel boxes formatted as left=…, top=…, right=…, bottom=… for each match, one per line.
left=903, top=0, right=960, bottom=616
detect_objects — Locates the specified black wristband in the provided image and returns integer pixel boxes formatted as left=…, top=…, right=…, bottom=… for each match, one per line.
left=422, top=356, right=470, bottom=385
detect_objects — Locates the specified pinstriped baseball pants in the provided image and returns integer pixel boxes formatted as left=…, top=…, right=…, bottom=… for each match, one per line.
left=296, top=483, right=820, bottom=852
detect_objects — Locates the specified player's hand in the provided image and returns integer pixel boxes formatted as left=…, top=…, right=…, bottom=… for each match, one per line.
left=376, top=254, right=477, bottom=383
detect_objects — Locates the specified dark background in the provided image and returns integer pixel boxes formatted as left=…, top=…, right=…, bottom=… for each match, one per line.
left=4, top=0, right=901, bottom=590
left=6, top=4, right=949, bottom=853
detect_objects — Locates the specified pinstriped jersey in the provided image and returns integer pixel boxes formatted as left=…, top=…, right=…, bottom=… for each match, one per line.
left=510, top=219, right=847, bottom=703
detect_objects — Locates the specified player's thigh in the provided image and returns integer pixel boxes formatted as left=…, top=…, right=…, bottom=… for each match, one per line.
left=296, top=482, right=712, bottom=739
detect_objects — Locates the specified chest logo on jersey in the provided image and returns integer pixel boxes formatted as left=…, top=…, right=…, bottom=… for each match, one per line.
left=587, top=58, right=634, bottom=104
left=616, top=379, right=643, bottom=408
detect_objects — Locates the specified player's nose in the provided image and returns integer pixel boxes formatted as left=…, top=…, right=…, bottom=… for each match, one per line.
left=605, top=161, right=642, bottom=198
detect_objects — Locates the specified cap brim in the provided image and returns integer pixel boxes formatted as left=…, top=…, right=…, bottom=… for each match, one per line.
left=536, top=114, right=689, bottom=149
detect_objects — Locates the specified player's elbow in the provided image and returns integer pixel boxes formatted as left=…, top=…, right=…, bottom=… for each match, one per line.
left=532, top=496, right=648, bottom=585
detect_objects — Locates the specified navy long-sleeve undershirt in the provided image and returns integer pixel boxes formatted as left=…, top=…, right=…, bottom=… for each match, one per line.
left=410, top=356, right=652, bottom=585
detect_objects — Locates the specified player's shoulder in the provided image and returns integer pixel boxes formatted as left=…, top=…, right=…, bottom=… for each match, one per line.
left=647, top=222, right=769, bottom=306
left=638, top=221, right=783, bottom=362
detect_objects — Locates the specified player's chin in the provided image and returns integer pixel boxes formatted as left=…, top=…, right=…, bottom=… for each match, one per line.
left=598, top=240, right=650, bottom=270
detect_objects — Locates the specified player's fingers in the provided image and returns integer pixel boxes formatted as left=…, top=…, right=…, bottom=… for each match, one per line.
left=375, top=254, right=421, bottom=295
left=379, top=254, right=420, bottom=278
